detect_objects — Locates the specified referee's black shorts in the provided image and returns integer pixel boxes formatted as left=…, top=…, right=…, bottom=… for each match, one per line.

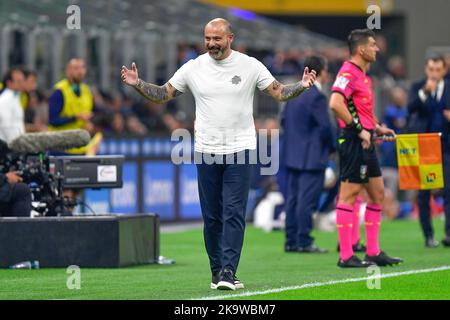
left=338, top=129, right=382, bottom=184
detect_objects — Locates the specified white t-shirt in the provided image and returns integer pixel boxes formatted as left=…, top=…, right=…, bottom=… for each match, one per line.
left=169, top=50, right=275, bottom=154
left=0, top=89, right=25, bottom=143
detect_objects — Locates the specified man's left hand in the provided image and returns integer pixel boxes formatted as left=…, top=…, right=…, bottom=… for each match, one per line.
left=301, top=67, right=317, bottom=89
left=444, top=109, right=450, bottom=122
left=6, top=171, right=23, bottom=184
left=77, top=112, right=93, bottom=122
left=375, top=125, right=396, bottom=142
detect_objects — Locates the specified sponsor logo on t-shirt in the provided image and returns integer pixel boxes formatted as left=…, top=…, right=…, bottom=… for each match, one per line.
left=333, top=75, right=350, bottom=90
left=231, top=75, right=242, bottom=85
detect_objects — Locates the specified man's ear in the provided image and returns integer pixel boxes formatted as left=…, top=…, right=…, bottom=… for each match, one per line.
left=359, top=46, right=365, bottom=56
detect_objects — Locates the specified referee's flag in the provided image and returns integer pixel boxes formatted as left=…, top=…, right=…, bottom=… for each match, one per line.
left=396, top=133, right=444, bottom=190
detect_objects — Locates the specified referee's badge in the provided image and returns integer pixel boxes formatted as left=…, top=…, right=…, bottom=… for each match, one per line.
left=333, top=75, right=349, bottom=90
left=360, top=165, right=368, bottom=179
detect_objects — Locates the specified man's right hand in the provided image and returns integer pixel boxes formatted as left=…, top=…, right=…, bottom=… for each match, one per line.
left=424, top=79, right=438, bottom=94
left=6, top=171, right=23, bottom=184
left=121, top=62, right=139, bottom=86
left=358, top=129, right=371, bottom=150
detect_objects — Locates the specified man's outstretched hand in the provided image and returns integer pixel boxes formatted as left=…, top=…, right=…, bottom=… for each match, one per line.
left=301, top=67, right=317, bottom=89
left=121, top=62, right=139, bottom=86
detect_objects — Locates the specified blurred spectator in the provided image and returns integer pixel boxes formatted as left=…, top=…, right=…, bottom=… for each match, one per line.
left=112, top=94, right=148, bottom=135
left=265, top=49, right=302, bottom=76
left=132, top=99, right=182, bottom=133
left=407, top=56, right=450, bottom=248
left=380, top=86, right=408, bottom=197
left=327, top=46, right=348, bottom=78
left=111, top=112, right=126, bottom=134
left=126, top=115, right=149, bottom=135
left=25, top=91, right=48, bottom=132
left=387, top=55, right=407, bottom=81
left=0, top=68, right=26, bottom=143
left=21, top=69, right=38, bottom=108
left=383, top=87, right=408, bottom=132
left=21, top=70, right=48, bottom=132
left=177, top=43, right=200, bottom=67
left=380, top=55, right=408, bottom=93
left=445, top=54, right=450, bottom=81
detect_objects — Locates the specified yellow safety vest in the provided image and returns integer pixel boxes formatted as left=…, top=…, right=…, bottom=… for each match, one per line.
left=49, top=79, right=93, bottom=132
left=49, top=79, right=94, bottom=154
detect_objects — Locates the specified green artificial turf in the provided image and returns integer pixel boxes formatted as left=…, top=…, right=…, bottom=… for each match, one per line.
left=240, top=269, right=450, bottom=300
left=0, top=218, right=449, bottom=300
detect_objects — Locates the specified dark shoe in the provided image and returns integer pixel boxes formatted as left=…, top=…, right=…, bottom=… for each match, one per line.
left=337, top=241, right=366, bottom=252
left=297, top=244, right=328, bottom=253
left=210, top=271, right=220, bottom=289
left=364, top=251, right=403, bottom=266
left=284, top=245, right=298, bottom=252
left=442, top=237, right=450, bottom=247
left=234, top=275, right=244, bottom=289
left=425, top=237, right=439, bottom=248
left=338, top=255, right=375, bottom=268
left=217, top=268, right=236, bottom=291
left=211, top=272, right=244, bottom=290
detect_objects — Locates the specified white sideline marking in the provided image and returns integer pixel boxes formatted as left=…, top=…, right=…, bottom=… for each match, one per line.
left=195, top=265, right=450, bottom=300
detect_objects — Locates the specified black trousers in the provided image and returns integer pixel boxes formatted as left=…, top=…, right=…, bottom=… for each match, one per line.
left=0, top=183, right=32, bottom=217
left=418, top=147, right=450, bottom=238
left=196, top=150, right=252, bottom=275
left=285, top=168, right=325, bottom=248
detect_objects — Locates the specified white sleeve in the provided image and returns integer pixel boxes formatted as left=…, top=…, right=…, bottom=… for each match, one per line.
left=253, top=59, right=276, bottom=91
left=168, top=60, right=193, bottom=93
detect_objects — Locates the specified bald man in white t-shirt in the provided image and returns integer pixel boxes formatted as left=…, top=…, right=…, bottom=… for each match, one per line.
left=121, top=18, right=316, bottom=291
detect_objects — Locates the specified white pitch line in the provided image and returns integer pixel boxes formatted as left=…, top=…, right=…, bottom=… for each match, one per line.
left=195, top=265, right=450, bottom=300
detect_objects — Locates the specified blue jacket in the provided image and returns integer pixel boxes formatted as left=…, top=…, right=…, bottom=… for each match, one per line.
left=407, top=79, right=450, bottom=146
left=281, top=85, right=336, bottom=171
left=380, top=104, right=408, bottom=168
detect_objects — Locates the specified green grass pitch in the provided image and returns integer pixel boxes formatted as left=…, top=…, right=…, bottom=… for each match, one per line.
left=0, top=218, right=449, bottom=300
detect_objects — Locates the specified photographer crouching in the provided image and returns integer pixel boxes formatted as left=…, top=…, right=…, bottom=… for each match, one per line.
left=0, top=170, right=31, bottom=217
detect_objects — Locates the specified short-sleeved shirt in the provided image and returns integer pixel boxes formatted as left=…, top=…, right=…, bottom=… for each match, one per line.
left=331, top=61, right=375, bottom=130
left=169, top=50, right=275, bottom=154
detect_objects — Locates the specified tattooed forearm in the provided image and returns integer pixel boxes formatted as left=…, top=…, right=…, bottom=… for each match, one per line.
left=280, top=82, right=306, bottom=101
left=263, top=80, right=308, bottom=102
left=134, top=78, right=168, bottom=103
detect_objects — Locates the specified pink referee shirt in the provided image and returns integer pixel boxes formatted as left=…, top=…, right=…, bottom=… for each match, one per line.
left=331, top=60, right=376, bottom=130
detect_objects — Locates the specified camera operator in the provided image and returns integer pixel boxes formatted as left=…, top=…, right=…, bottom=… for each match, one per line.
left=0, top=170, right=32, bottom=217
left=0, top=139, right=32, bottom=217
